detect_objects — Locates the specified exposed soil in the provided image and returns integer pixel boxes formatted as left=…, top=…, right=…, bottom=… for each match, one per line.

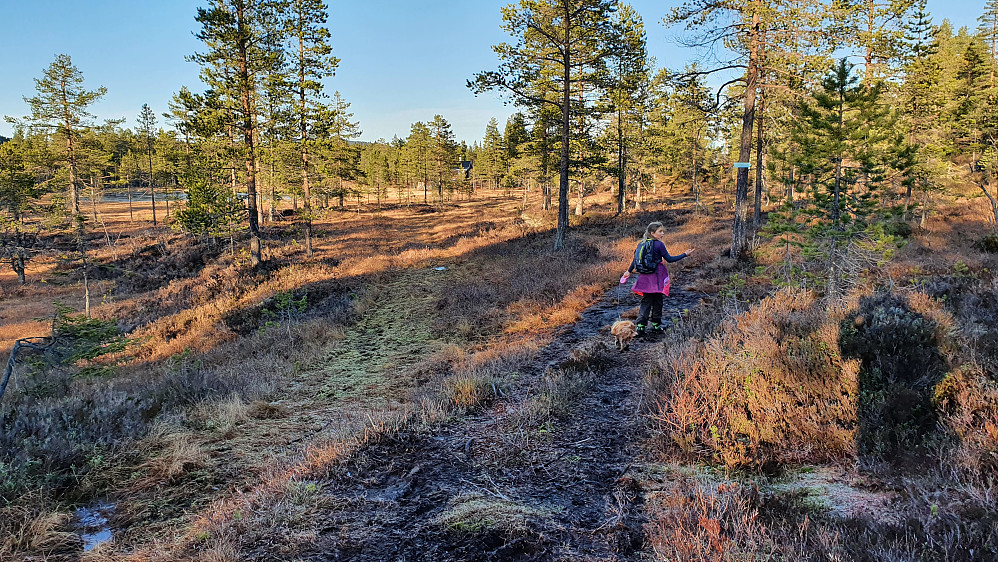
left=285, top=281, right=703, bottom=561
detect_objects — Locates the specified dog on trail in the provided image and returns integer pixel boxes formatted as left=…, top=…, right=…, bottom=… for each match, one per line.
left=610, top=320, right=638, bottom=351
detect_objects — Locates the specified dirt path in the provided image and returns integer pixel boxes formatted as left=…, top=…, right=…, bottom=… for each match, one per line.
left=292, top=281, right=702, bottom=561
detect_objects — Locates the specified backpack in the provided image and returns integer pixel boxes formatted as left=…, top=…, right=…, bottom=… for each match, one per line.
left=634, top=239, right=658, bottom=274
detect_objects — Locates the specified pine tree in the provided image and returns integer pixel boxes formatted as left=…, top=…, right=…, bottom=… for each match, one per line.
left=359, top=141, right=391, bottom=209
left=405, top=122, right=432, bottom=205
left=836, top=0, right=917, bottom=82
left=792, top=59, right=896, bottom=297
left=471, top=0, right=618, bottom=250
left=979, top=0, right=998, bottom=87
left=429, top=115, right=458, bottom=205
left=137, top=104, right=159, bottom=225
left=326, top=91, right=361, bottom=207
left=950, top=41, right=991, bottom=160
left=897, top=0, right=943, bottom=217
left=190, top=0, right=286, bottom=266
left=502, top=112, right=530, bottom=195
left=0, top=138, right=38, bottom=223
left=481, top=118, right=506, bottom=190
left=285, top=0, right=339, bottom=256
left=605, top=4, right=649, bottom=216
left=660, top=68, right=716, bottom=210
left=666, top=0, right=766, bottom=259
left=15, top=54, right=106, bottom=216
left=174, top=154, right=245, bottom=250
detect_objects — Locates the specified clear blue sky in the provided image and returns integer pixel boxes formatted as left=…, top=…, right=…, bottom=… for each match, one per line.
left=0, top=0, right=986, bottom=144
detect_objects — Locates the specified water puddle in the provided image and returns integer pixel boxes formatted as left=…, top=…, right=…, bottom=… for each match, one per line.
left=74, top=501, right=115, bottom=552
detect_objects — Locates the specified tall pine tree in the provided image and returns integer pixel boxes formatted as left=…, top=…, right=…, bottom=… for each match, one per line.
left=16, top=54, right=106, bottom=216
left=471, top=0, right=618, bottom=250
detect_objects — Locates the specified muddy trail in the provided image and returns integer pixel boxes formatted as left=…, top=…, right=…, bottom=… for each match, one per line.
left=291, top=282, right=702, bottom=561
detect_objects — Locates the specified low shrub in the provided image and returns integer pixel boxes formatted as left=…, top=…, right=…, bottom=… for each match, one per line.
left=884, top=220, right=913, bottom=239
left=649, top=289, right=860, bottom=469
left=979, top=231, right=998, bottom=253
left=934, top=366, right=998, bottom=474
left=645, top=477, right=776, bottom=561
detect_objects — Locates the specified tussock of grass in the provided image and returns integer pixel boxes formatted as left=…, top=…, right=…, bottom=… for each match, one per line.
left=135, top=430, right=208, bottom=486
left=0, top=505, right=77, bottom=560
left=435, top=492, right=549, bottom=535
left=447, top=375, right=502, bottom=409
left=191, top=394, right=252, bottom=435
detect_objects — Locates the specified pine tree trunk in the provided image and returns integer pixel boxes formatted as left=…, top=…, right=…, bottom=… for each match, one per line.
left=302, top=130, right=313, bottom=258
left=90, top=176, right=99, bottom=222
left=126, top=163, right=134, bottom=223
left=234, top=2, right=260, bottom=267
left=269, top=156, right=276, bottom=223
left=732, top=6, right=760, bottom=260
left=67, top=124, right=81, bottom=215
left=77, top=223, right=91, bottom=318
left=617, top=108, right=626, bottom=215
left=554, top=3, right=571, bottom=252
left=13, top=252, right=26, bottom=285
left=148, top=144, right=157, bottom=226
left=754, top=88, right=765, bottom=230
left=692, top=144, right=702, bottom=211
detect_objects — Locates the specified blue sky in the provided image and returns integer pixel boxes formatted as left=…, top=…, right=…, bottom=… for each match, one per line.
left=0, top=0, right=986, bottom=144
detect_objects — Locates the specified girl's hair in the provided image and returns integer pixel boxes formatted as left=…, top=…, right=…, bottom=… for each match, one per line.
left=642, top=221, right=664, bottom=242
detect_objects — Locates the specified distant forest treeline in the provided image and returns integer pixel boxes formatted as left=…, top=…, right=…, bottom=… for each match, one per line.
left=2, top=0, right=997, bottom=270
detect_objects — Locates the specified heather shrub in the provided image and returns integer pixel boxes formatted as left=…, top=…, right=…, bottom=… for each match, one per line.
left=884, top=220, right=913, bottom=239
left=979, top=231, right=998, bottom=253
left=650, top=289, right=860, bottom=469
left=934, top=366, right=998, bottom=473
left=839, top=292, right=957, bottom=461
left=645, top=477, right=776, bottom=561
left=933, top=279, right=998, bottom=379
left=0, top=347, right=253, bottom=493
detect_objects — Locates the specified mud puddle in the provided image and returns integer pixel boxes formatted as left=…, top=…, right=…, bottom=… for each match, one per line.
left=74, top=501, right=115, bottom=552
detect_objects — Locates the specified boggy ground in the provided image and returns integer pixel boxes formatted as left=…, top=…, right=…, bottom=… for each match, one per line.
left=291, top=284, right=702, bottom=561
left=6, top=187, right=996, bottom=561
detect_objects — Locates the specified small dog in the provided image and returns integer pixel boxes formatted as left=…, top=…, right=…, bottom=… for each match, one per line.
left=610, top=320, right=638, bottom=351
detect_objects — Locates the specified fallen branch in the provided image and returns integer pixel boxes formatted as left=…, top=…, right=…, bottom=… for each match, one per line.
left=1, top=336, right=55, bottom=404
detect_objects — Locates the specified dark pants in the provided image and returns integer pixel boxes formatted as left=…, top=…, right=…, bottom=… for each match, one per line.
left=636, top=292, right=663, bottom=327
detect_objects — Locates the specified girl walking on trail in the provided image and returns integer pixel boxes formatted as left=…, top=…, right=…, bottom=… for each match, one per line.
left=621, top=221, right=695, bottom=337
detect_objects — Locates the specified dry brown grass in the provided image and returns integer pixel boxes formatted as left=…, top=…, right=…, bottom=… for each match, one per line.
left=134, top=429, right=208, bottom=487
left=0, top=502, right=78, bottom=560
